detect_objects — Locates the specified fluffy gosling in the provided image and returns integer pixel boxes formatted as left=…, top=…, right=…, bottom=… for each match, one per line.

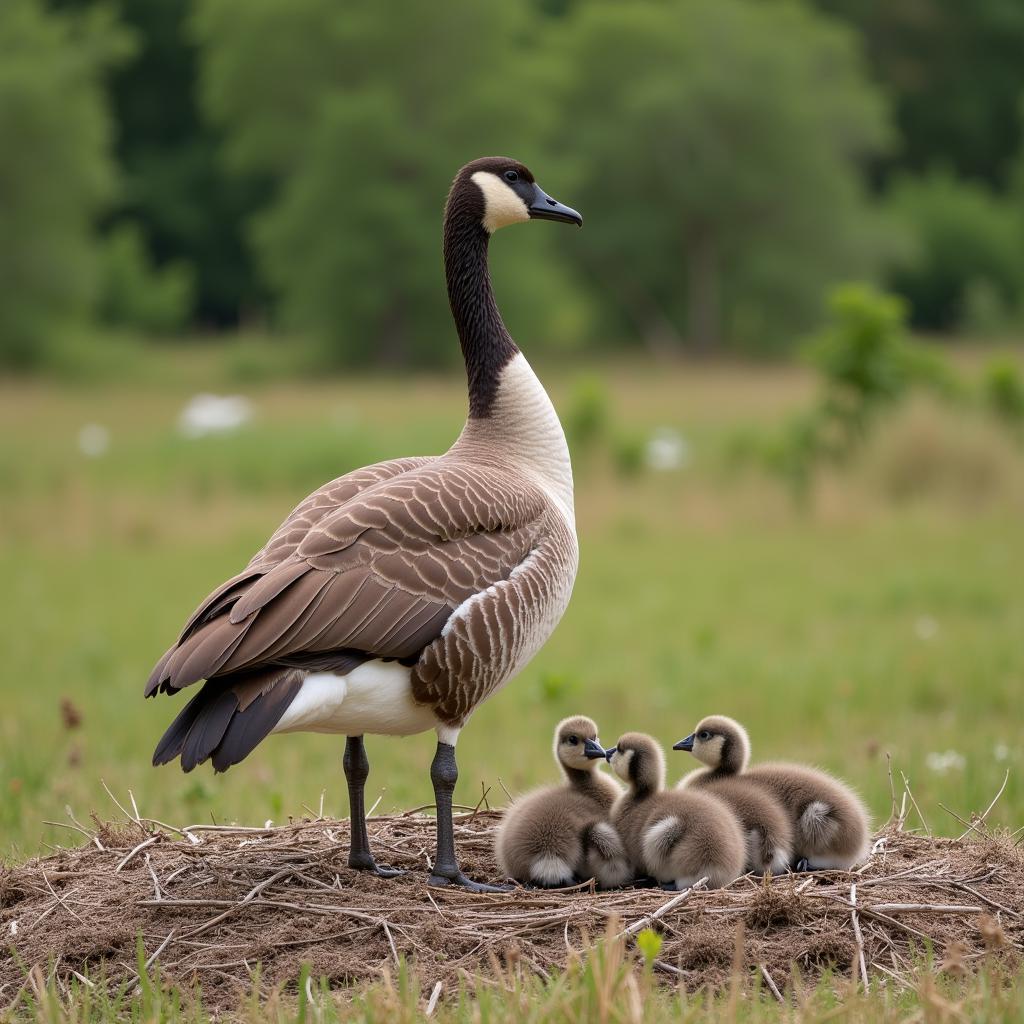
left=674, top=715, right=870, bottom=871
left=609, top=732, right=745, bottom=890
left=495, top=716, right=630, bottom=888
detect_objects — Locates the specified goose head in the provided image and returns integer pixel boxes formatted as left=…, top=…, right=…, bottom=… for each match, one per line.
left=554, top=715, right=609, bottom=772
left=673, top=715, right=750, bottom=775
left=447, top=157, right=582, bottom=234
left=607, top=732, right=665, bottom=794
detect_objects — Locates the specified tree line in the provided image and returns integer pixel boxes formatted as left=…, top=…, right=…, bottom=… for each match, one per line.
left=3, top=0, right=1024, bottom=370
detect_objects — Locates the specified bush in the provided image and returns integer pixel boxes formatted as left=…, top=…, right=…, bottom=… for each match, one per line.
left=981, top=356, right=1024, bottom=436
left=884, top=170, right=1023, bottom=332
left=97, top=222, right=195, bottom=335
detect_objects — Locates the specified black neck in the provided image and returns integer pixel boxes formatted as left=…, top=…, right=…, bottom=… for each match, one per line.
left=564, top=765, right=602, bottom=796
left=443, top=205, right=519, bottom=419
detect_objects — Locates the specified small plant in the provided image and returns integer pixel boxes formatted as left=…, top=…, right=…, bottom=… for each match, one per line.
left=564, top=373, right=611, bottom=455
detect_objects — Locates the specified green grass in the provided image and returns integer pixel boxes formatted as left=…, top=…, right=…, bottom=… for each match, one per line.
left=1, top=346, right=1023, bottom=1018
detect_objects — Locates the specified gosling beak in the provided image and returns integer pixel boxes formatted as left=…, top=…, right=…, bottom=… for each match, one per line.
left=605, top=747, right=617, bottom=760
left=529, top=183, right=583, bottom=227
left=584, top=738, right=609, bottom=760
left=673, top=734, right=695, bottom=752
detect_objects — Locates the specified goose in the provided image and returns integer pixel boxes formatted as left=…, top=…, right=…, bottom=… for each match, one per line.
left=145, top=157, right=583, bottom=891
left=495, top=715, right=629, bottom=888
left=608, top=733, right=745, bottom=889
left=674, top=716, right=870, bottom=871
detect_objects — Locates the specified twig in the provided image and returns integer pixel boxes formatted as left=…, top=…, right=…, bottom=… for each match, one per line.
left=850, top=884, right=869, bottom=991
left=381, top=919, right=400, bottom=966
left=957, top=769, right=1010, bottom=842
left=425, top=980, right=442, bottom=1016
left=885, top=753, right=899, bottom=827
left=900, top=773, right=930, bottom=835
left=144, top=854, right=163, bottom=901
left=869, top=903, right=983, bottom=915
left=759, top=963, right=784, bottom=1003
left=617, top=878, right=708, bottom=939
left=939, top=804, right=986, bottom=838
left=115, top=836, right=160, bottom=872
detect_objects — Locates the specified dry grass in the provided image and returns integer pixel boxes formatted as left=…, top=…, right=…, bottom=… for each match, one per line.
left=3, top=798, right=1022, bottom=1014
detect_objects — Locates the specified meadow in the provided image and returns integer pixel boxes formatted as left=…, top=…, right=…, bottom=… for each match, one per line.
left=2, top=346, right=1024, bottom=1021
left=2, top=345, right=1021, bottom=859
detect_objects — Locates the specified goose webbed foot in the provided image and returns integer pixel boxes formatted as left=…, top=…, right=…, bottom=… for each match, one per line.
left=794, top=858, right=812, bottom=873
left=428, top=868, right=512, bottom=893
left=348, top=851, right=406, bottom=878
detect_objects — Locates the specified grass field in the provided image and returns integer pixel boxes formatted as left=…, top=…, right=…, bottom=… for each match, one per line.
left=2, top=345, right=1023, bottom=1019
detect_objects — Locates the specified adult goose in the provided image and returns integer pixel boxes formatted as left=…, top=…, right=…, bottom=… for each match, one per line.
left=146, top=157, right=583, bottom=891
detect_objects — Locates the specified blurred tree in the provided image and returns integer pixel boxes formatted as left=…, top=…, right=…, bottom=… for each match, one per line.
left=0, top=0, right=130, bottom=368
left=884, top=170, right=1023, bottom=332
left=816, top=0, right=1024, bottom=187
left=552, top=0, right=889, bottom=354
left=53, top=0, right=261, bottom=326
left=193, top=0, right=567, bottom=367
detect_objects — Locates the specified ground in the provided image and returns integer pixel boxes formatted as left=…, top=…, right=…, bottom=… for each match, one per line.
left=1, top=346, right=1022, bottom=1018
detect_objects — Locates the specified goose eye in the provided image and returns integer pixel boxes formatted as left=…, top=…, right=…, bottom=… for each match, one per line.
left=567, top=735, right=578, bottom=745
left=503, top=169, right=520, bottom=183
left=698, top=731, right=711, bottom=741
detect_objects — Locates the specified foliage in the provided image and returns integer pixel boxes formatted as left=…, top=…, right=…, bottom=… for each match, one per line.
left=0, top=0, right=130, bottom=368
left=815, top=0, right=1024, bottom=188
left=192, top=0, right=566, bottom=368
left=96, top=222, right=195, bottom=334
left=981, top=356, right=1024, bottom=436
left=552, top=0, right=890, bottom=354
left=736, top=284, right=963, bottom=495
left=884, top=170, right=1024, bottom=332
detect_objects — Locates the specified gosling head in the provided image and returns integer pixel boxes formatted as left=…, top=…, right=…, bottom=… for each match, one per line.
left=673, top=715, right=750, bottom=775
left=554, top=715, right=610, bottom=773
left=607, top=732, right=665, bottom=795
left=447, top=157, right=582, bottom=235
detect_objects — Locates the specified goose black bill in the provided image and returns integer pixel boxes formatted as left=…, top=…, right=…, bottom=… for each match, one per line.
left=673, top=734, right=695, bottom=752
left=528, top=184, right=583, bottom=226
left=583, top=737, right=610, bottom=760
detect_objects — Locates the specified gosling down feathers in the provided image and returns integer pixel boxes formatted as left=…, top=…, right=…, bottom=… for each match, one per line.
left=145, top=158, right=584, bottom=891
left=675, top=715, right=870, bottom=871
left=495, top=716, right=629, bottom=888
left=609, top=733, right=745, bottom=890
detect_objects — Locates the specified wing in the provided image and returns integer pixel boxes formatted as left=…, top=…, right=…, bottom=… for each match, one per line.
left=146, top=458, right=549, bottom=697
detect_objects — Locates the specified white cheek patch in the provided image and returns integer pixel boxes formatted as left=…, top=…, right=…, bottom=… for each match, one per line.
left=697, top=735, right=726, bottom=768
left=472, top=171, right=530, bottom=232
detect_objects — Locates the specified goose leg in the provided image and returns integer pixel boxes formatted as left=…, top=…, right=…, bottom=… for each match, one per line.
left=343, top=735, right=403, bottom=877
left=428, top=740, right=509, bottom=892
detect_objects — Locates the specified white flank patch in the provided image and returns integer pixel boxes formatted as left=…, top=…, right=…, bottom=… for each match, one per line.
left=272, top=661, right=439, bottom=737
left=471, top=171, right=529, bottom=233
left=799, top=800, right=836, bottom=844
left=642, top=815, right=680, bottom=869
left=769, top=848, right=792, bottom=875
left=745, top=829, right=763, bottom=871
left=530, top=855, right=573, bottom=887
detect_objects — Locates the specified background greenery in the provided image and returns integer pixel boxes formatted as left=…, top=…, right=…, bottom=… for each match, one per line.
left=2, top=3, right=1024, bottom=1016
left=4, top=0, right=1024, bottom=368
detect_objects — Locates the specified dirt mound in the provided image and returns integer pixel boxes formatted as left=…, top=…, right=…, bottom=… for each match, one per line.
left=2, top=812, right=1022, bottom=1010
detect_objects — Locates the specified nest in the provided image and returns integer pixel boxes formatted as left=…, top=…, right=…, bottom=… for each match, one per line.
left=2, top=807, right=1022, bottom=1011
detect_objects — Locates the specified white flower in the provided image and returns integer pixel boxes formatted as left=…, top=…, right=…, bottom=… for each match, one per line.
left=645, top=428, right=689, bottom=471
left=926, top=750, right=965, bottom=774
left=178, top=394, right=252, bottom=439
left=994, top=743, right=1011, bottom=762
left=914, top=616, right=939, bottom=641
left=77, top=423, right=110, bottom=458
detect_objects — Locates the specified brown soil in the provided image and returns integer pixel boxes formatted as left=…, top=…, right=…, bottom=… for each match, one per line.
left=2, top=814, right=1021, bottom=1011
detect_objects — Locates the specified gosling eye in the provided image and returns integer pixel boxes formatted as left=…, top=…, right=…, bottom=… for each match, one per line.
left=503, top=169, right=520, bottom=183
left=698, top=731, right=712, bottom=741
left=566, top=735, right=578, bottom=745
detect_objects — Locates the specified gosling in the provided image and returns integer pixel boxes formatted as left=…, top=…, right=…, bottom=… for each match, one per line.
left=495, top=716, right=630, bottom=888
left=674, top=715, right=870, bottom=871
left=674, top=719, right=793, bottom=874
left=608, top=732, right=745, bottom=890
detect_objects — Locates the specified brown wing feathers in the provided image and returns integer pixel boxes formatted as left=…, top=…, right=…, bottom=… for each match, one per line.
left=148, top=457, right=548, bottom=772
